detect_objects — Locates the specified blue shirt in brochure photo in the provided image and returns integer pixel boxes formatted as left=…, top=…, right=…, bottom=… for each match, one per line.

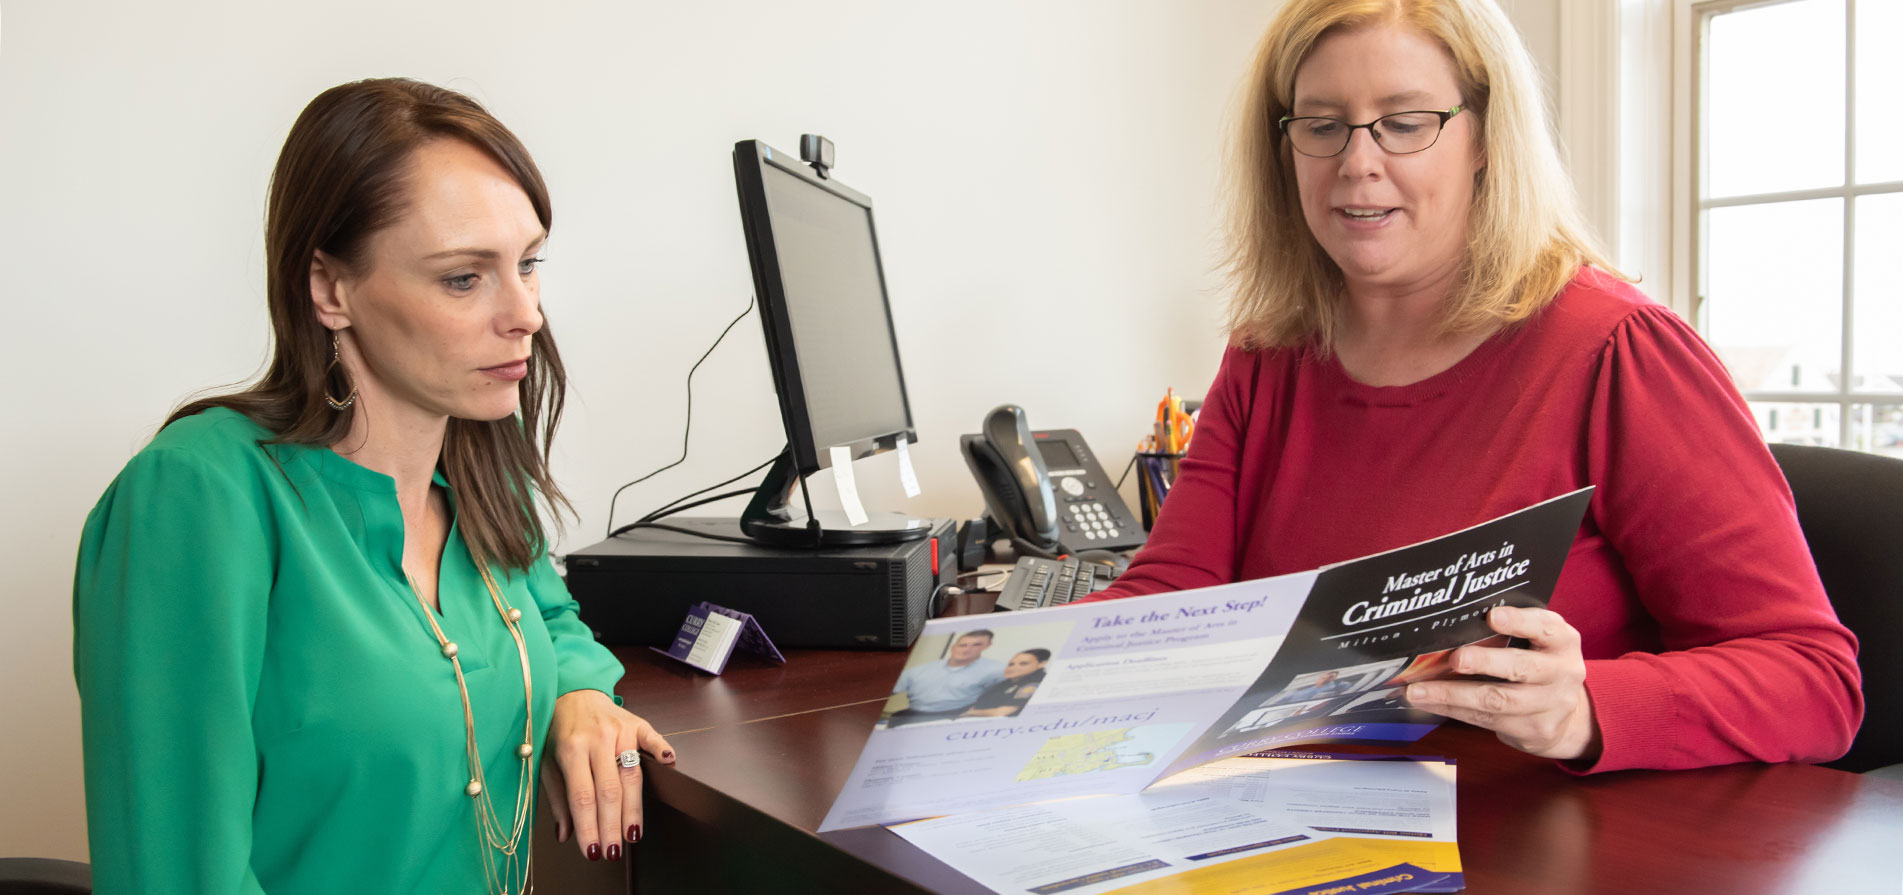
left=894, top=659, right=1007, bottom=713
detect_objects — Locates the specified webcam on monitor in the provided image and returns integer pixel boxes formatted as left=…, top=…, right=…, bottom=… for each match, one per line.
left=799, top=133, right=835, bottom=178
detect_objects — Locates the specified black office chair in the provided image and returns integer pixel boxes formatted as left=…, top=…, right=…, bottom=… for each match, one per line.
left=0, top=858, right=91, bottom=894
left=1768, top=442, right=1903, bottom=774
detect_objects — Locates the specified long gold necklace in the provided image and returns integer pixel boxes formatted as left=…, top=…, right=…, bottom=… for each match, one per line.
left=407, top=560, right=536, bottom=895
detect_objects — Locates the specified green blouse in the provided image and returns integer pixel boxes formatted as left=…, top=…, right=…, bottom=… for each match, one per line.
left=73, top=408, right=623, bottom=894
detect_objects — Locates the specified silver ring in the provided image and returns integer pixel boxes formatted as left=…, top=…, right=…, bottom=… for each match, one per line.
left=617, top=749, right=641, bottom=769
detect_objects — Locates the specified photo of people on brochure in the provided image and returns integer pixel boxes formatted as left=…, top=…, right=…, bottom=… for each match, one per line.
left=880, top=620, right=1072, bottom=727
left=1264, top=658, right=1405, bottom=705
left=1332, top=686, right=1409, bottom=715
left=1222, top=632, right=1517, bottom=738
left=1385, top=633, right=1513, bottom=687
left=1227, top=700, right=1335, bottom=734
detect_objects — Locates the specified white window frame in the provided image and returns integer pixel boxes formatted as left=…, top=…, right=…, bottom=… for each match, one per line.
left=1678, top=0, right=1903, bottom=448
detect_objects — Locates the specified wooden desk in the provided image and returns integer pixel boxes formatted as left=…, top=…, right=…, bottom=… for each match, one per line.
left=613, top=647, right=1903, bottom=894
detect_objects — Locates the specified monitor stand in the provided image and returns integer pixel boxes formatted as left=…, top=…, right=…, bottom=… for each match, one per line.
left=740, top=447, right=934, bottom=548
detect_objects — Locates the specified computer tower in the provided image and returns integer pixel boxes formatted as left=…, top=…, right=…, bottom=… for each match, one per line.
left=565, top=517, right=957, bottom=650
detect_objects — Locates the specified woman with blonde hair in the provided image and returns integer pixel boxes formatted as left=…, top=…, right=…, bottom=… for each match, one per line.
left=1082, top=0, right=1860, bottom=772
left=75, top=79, right=670, bottom=893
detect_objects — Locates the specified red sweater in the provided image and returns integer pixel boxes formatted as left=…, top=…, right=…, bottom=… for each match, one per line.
left=1084, top=270, right=1861, bottom=772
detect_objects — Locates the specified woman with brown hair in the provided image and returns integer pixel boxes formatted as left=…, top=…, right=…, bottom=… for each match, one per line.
left=1081, top=0, right=1860, bottom=772
left=73, top=78, right=666, bottom=893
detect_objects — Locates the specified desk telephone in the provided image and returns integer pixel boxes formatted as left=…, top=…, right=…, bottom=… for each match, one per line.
left=959, top=404, right=1147, bottom=556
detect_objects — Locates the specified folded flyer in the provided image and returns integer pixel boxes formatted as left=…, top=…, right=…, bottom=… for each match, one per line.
left=889, top=751, right=1462, bottom=895
left=818, top=489, right=1591, bottom=832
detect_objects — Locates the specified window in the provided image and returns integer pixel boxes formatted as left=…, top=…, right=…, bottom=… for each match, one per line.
left=1692, top=0, right=1902, bottom=457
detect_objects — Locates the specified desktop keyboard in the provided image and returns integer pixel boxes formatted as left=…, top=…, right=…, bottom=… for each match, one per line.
left=994, top=556, right=1111, bottom=611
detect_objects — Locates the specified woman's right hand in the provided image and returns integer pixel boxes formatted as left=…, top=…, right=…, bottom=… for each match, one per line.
left=542, top=690, right=677, bottom=862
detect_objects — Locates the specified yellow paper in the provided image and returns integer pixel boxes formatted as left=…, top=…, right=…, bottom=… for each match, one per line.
left=1105, top=838, right=1460, bottom=895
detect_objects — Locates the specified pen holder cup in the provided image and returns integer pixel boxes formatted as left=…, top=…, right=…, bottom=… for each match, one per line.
left=1133, top=450, right=1186, bottom=532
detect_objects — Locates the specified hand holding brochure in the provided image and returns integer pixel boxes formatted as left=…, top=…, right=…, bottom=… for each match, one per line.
left=819, top=489, right=1591, bottom=832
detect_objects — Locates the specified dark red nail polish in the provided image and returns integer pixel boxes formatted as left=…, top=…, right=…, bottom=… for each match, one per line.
left=607, top=844, right=621, bottom=861
left=630, top=824, right=642, bottom=843
left=662, top=750, right=674, bottom=761
left=587, top=843, right=601, bottom=861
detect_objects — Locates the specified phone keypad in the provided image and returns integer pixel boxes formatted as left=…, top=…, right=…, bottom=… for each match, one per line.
left=1063, top=498, right=1126, bottom=542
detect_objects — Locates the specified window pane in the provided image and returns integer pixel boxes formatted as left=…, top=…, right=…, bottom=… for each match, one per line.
left=1705, top=199, right=1843, bottom=393
left=1705, top=0, right=1845, bottom=198
left=1850, top=404, right=1903, bottom=458
left=1857, top=0, right=1903, bottom=183
left=1750, top=401, right=1841, bottom=448
left=1854, top=193, right=1903, bottom=393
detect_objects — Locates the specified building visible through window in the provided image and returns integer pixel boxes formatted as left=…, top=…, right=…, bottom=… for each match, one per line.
left=1693, top=0, right=1901, bottom=457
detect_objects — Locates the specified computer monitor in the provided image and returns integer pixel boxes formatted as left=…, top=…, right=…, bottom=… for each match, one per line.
left=731, top=139, right=933, bottom=547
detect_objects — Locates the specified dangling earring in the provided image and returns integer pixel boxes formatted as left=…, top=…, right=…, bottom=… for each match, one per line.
left=324, top=330, right=358, bottom=411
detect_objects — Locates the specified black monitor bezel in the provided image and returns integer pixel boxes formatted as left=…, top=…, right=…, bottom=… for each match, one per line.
left=732, top=139, right=918, bottom=475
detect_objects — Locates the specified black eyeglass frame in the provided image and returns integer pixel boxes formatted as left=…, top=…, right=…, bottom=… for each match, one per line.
left=1276, top=105, right=1465, bottom=158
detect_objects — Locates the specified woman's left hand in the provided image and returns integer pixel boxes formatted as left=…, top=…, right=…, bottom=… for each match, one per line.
left=542, top=689, right=676, bottom=862
left=1403, top=605, right=1602, bottom=762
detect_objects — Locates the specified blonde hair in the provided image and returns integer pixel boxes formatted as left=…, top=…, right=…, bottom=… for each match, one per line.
left=1222, top=0, right=1623, bottom=350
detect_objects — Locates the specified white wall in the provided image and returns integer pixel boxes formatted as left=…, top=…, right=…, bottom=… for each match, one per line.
left=1499, top=0, right=1562, bottom=96
left=0, top=0, right=1286, bottom=860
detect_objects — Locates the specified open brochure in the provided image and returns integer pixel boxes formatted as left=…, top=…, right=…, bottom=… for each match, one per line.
left=818, top=488, right=1591, bottom=833
left=888, top=751, right=1462, bottom=895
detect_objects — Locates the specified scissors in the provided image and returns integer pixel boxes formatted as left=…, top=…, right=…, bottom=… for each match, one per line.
left=1156, top=388, right=1195, bottom=453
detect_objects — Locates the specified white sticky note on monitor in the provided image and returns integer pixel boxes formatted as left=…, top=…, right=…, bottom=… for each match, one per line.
left=897, top=438, right=922, bottom=498
left=829, top=444, right=870, bottom=526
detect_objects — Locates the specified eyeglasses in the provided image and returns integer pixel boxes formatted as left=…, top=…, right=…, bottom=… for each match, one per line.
left=1277, top=105, right=1464, bottom=158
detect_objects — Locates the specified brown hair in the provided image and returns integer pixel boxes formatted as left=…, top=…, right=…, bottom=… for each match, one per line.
left=168, top=77, right=570, bottom=572
left=1221, top=0, right=1623, bottom=350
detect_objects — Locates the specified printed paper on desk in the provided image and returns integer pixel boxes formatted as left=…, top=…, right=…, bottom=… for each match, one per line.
left=887, top=753, right=1461, bottom=895
left=830, top=444, right=870, bottom=526
left=1158, top=751, right=1458, bottom=843
left=897, top=438, right=922, bottom=498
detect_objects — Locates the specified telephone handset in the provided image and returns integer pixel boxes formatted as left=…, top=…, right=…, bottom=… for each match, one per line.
left=960, top=404, right=1148, bottom=556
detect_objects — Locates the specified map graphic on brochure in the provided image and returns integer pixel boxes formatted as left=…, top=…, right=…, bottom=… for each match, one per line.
left=819, top=488, right=1593, bottom=833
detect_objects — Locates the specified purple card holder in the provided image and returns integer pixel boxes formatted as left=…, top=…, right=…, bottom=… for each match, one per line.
left=650, top=601, right=785, bottom=674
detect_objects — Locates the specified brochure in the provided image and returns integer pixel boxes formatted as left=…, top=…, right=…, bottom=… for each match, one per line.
left=818, top=488, right=1591, bottom=833
left=888, top=751, right=1461, bottom=895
